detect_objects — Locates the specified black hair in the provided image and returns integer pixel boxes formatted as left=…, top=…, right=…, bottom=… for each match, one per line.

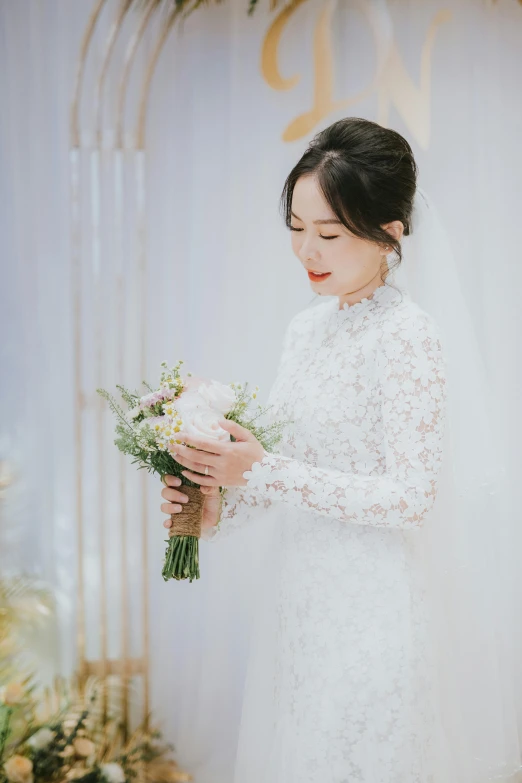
left=280, top=117, right=418, bottom=292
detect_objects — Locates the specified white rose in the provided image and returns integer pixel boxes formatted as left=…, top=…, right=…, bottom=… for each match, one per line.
left=99, top=763, right=126, bottom=783
left=197, top=381, right=236, bottom=414
left=181, top=409, right=231, bottom=442
left=175, top=390, right=211, bottom=416
left=27, top=728, right=55, bottom=751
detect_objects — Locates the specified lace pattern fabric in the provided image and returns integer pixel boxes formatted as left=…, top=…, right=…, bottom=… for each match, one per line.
left=201, top=282, right=449, bottom=781
left=203, top=282, right=447, bottom=540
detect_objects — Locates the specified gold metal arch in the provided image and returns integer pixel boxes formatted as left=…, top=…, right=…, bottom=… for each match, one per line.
left=116, top=0, right=158, bottom=149
left=69, top=0, right=181, bottom=738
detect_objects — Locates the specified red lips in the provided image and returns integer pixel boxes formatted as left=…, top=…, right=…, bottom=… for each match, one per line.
left=307, top=270, right=332, bottom=282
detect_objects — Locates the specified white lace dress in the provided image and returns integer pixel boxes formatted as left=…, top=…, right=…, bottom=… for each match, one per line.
left=203, top=282, right=448, bottom=783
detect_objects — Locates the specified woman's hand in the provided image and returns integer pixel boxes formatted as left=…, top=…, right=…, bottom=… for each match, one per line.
left=169, top=418, right=265, bottom=488
left=161, top=479, right=222, bottom=534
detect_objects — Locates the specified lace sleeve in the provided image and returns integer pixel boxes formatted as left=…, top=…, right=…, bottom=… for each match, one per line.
left=200, top=484, right=274, bottom=542
left=240, top=315, right=448, bottom=530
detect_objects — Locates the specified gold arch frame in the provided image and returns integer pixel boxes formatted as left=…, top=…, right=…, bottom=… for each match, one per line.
left=69, top=0, right=183, bottom=736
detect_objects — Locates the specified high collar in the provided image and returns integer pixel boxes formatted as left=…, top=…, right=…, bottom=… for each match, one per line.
left=332, top=282, right=408, bottom=322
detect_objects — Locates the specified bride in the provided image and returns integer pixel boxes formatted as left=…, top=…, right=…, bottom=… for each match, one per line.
left=159, top=118, right=520, bottom=782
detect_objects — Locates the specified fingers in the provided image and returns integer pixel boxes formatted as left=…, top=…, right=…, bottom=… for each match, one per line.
left=178, top=469, right=217, bottom=486
left=161, top=500, right=183, bottom=516
left=170, top=443, right=220, bottom=470
left=200, top=486, right=220, bottom=496
left=176, top=455, right=210, bottom=474
left=172, top=437, right=225, bottom=458
left=161, top=486, right=190, bottom=504
left=161, top=477, right=219, bottom=534
left=161, top=477, right=191, bottom=528
left=167, top=450, right=215, bottom=480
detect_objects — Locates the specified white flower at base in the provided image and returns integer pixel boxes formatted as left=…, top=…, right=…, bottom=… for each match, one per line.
left=27, top=728, right=56, bottom=750
left=100, top=762, right=126, bottom=783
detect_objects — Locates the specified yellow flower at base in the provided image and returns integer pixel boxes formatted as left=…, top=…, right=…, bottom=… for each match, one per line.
left=4, top=755, right=33, bottom=783
left=0, top=682, right=24, bottom=705
left=73, top=738, right=95, bottom=758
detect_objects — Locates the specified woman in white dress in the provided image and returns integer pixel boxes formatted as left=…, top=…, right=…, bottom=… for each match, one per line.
left=159, top=118, right=520, bottom=782
left=160, top=117, right=449, bottom=782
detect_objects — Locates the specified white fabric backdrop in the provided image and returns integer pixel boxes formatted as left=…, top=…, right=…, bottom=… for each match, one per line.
left=1, top=0, right=522, bottom=780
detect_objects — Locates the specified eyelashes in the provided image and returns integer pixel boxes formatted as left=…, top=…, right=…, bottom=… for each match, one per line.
left=288, top=226, right=338, bottom=240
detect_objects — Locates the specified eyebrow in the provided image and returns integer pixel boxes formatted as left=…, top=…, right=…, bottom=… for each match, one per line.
left=290, top=210, right=342, bottom=225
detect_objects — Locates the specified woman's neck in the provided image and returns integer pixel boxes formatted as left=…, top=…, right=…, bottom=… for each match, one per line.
left=337, top=266, right=387, bottom=309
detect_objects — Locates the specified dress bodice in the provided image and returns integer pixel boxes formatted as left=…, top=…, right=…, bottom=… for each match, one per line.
left=204, top=281, right=447, bottom=539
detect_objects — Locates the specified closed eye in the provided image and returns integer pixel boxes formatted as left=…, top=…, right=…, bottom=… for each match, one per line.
left=288, top=226, right=339, bottom=240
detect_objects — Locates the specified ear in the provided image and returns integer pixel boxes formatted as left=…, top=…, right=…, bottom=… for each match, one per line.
left=381, top=219, right=404, bottom=245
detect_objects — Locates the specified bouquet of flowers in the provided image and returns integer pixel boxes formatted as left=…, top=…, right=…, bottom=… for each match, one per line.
left=97, top=360, right=289, bottom=583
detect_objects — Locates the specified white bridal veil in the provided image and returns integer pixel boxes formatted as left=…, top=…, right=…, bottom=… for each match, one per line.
left=391, top=187, right=522, bottom=781
left=181, top=187, right=522, bottom=783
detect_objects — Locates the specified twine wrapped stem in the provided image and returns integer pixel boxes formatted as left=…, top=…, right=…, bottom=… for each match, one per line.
left=168, top=485, right=204, bottom=537
left=162, top=484, right=204, bottom=582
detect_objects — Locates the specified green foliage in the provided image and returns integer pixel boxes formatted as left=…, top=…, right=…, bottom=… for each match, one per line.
left=0, top=705, right=13, bottom=762
left=225, top=381, right=289, bottom=453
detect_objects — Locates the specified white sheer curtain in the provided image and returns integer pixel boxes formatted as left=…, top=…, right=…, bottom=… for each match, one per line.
left=1, top=0, right=522, bottom=780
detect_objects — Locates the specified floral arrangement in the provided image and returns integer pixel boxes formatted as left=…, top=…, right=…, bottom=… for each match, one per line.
left=97, top=360, right=290, bottom=583
left=0, top=676, right=191, bottom=783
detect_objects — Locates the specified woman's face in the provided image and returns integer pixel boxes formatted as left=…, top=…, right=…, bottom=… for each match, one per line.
left=289, top=174, right=402, bottom=300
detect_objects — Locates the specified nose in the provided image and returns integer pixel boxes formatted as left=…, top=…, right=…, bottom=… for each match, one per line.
left=298, top=232, right=320, bottom=263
